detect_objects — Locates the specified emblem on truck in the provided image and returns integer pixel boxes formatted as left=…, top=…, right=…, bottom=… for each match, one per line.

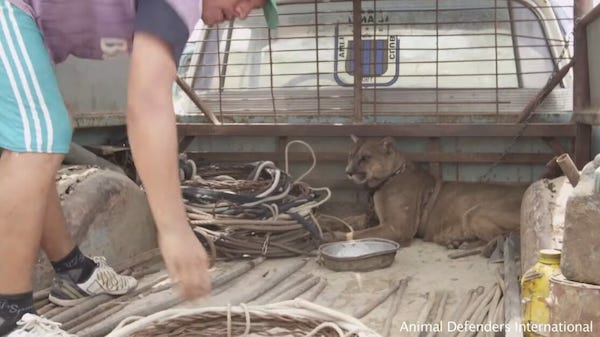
left=334, top=24, right=399, bottom=87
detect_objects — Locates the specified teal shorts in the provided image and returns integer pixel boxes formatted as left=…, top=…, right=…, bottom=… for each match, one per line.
left=0, top=1, right=71, bottom=154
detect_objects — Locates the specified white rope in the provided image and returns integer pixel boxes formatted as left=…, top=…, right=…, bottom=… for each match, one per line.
left=242, top=183, right=292, bottom=207
left=226, top=303, right=232, bottom=337
left=309, top=213, right=324, bottom=239
left=318, top=214, right=355, bottom=233
left=284, top=140, right=317, bottom=184
left=261, top=203, right=279, bottom=221
left=214, top=175, right=236, bottom=181
left=251, top=161, right=276, bottom=181
left=240, top=303, right=251, bottom=337
left=255, top=168, right=281, bottom=198
left=186, top=159, right=197, bottom=179
left=106, top=299, right=383, bottom=337
left=303, top=322, right=346, bottom=337
left=289, top=186, right=332, bottom=212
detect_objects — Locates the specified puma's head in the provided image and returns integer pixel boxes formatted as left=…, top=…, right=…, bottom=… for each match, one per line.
left=345, top=135, right=409, bottom=188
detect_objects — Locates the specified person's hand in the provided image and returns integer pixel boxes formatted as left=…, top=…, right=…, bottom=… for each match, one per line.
left=158, top=225, right=211, bottom=300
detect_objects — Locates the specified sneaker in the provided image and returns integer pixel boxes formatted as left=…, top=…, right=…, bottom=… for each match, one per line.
left=6, top=314, right=76, bottom=336
left=48, top=256, right=138, bottom=307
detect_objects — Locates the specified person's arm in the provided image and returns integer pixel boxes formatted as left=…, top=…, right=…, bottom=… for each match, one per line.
left=127, top=31, right=210, bottom=299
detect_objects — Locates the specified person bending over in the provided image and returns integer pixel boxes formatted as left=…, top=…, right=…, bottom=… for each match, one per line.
left=0, top=0, right=278, bottom=335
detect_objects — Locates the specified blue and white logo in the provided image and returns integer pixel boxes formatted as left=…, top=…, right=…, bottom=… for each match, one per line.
left=334, top=24, right=400, bottom=87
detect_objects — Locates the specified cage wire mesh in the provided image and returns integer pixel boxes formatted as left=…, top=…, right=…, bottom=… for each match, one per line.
left=175, top=0, right=574, bottom=124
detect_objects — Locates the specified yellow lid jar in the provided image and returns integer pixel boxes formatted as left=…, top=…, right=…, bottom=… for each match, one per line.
left=521, top=249, right=561, bottom=337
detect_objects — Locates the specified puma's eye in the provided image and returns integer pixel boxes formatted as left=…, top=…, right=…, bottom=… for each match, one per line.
left=360, top=155, right=370, bottom=162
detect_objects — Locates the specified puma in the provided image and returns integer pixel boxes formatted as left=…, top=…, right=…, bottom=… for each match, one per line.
left=329, top=136, right=526, bottom=247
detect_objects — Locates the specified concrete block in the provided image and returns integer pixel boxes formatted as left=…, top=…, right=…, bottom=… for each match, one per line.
left=561, top=155, right=600, bottom=285
left=34, top=166, right=157, bottom=289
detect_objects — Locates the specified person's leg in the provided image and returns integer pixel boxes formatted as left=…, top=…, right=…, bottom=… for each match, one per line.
left=0, top=151, right=63, bottom=335
left=42, top=182, right=137, bottom=306
left=41, top=184, right=97, bottom=275
left=0, top=152, right=63, bottom=294
left=0, top=2, right=88, bottom=335
left=1, top=2, right=136, bottom=332
left=41, top=187, right=98, bottom=285
left=43, top=183, right=138, bottom=307
left=43, top=181, right=137, bottom=307
left=40, top=188, right=75, bottom=262
left=0, top=0, right=74, bottom=332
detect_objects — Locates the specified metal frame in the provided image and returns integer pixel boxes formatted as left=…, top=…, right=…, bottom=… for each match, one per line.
left=175, top=0, right=571, bottom=123
left=177, top=123, right=576, bottom=137
left=177, top=123, right=577, bottom=167
left=173, top=0, right=585, bottom=169
left=572, top=0, right=595, bottom=168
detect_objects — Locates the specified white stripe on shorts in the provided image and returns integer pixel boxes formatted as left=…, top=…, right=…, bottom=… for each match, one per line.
left=0, top=0, right=42, bottom=151
left=0, top=4, right=31, bottom=151
left=7, top=2, right=54, bottom=152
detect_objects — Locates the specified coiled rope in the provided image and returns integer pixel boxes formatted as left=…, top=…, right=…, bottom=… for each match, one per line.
left=182, top=141, right=331, bottom=259
left=106, top=299, right=383, bottom=337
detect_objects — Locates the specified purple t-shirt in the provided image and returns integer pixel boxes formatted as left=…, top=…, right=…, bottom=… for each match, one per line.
left=8, top=0, right=201, bottom=64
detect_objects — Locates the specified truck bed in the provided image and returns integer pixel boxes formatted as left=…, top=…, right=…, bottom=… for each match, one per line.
left=36, top=240, right=501, bottom=336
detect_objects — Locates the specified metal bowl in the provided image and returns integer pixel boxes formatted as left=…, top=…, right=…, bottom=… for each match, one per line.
left=318, top=238, right=400, bottom=272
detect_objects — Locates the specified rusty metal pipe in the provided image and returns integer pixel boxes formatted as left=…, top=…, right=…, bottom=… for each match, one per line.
left=516, top=59, right=574, bottom=123
left=64, top=143, right=125, bottom=176
left=352, top=0, right=363, bottom=123
left=557, top=153, right=580, bottom=186
left=175, top=76, right=221, bottom=125
left=575, top=0, right=597, bottom=27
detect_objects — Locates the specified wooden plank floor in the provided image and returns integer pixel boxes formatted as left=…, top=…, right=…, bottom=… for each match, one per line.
left=40, top=241, right=499, bottom=336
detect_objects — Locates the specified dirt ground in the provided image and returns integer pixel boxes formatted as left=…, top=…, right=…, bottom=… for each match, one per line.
left=80, top=239, right=500, bottom=336
left=180, top=239, right=499, bottom=335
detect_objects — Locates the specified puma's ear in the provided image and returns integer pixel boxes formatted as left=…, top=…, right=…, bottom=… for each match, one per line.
left=381, top=137, right=396, bottom=154
left=350, top=134, right=359, bottom=144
